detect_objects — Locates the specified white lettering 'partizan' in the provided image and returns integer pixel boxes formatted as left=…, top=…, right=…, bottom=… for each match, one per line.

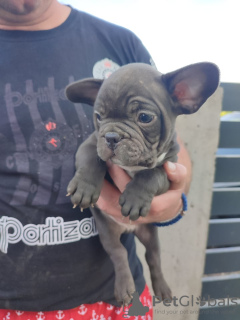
left=0, top=216, right=98, bottom=254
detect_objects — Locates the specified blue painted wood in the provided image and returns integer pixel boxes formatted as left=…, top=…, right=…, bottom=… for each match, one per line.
left=219, top=122, right=240, bottom=148
left=221, top=82, right=240, bottom=111
left=199, top=304, right=240, bottom=320
left=211, top=189, right=240, bottom=218
left=201, top=83, right=240, bottom=318
left=207, top=219, right=240, bottom=247
left=215, top=157, right=240, bottom=183
left=204, top=247, right=240, bottom=274
left=202, top=274, right=240, bottom=299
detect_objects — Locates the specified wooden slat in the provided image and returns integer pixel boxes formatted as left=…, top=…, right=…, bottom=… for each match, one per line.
left=215, top=157, right=240, bottom=183
left=211, top=189, right=240, bottom=218
left=207, top=219, right=240, bottom=247
left=216, top=148, right=240, bottom=157
left=219, top=122, right=240, bottom=148
left=199, top=304, right=240, bottom=320
left=221, top=82, right=240, bottom=111
left=202, top=274, right=240, bottom=299
left=204, top=247, right=240, bottom=274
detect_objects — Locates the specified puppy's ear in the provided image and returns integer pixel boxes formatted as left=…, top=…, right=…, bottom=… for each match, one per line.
left=65, top=78, right=104, bottom=106
left=162, top=62, right=220, bottom=115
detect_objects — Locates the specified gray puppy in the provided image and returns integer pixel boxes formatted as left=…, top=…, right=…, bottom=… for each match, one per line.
left=65, top=62, right=219, bottom=305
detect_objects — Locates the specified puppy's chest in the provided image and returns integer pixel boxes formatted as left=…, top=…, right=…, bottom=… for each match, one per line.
left=104, top=212, right=138, bottom=232
left=116, top=219, right=138, bottom=232
left=119, top=166, right=145, bottom=178
left=118, top=151, right=167, bottom=178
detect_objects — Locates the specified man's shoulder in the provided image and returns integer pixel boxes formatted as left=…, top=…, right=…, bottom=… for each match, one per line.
left=72, top=7, right=136, bottom=39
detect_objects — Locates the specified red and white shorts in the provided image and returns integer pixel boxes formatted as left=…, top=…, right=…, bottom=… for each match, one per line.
left=0, top=285, right=153, bottom=320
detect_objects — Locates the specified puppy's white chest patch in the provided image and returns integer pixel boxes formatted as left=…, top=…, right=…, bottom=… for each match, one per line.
left=157, top=152, right=167, bottom=165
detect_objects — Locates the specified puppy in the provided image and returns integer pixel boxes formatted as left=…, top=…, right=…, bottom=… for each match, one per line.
left=65, top=62, right=219, bottom=305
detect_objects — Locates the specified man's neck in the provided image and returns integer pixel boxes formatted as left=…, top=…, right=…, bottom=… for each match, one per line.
left=0, top=1, right=71, bottom=31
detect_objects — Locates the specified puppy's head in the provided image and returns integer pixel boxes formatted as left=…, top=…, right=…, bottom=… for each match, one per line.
left=66, top=62, right=219, bottom=169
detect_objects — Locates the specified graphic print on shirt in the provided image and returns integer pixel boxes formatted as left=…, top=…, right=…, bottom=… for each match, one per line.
left=4, top=76, right=94, bottom=206
left=93, top=58, right=120, bottom=79
left=0, top=216, right=98, bottom=254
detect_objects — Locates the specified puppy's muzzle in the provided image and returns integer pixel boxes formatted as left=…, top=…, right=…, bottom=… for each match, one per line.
left=105, top=132, right=121, bottom=150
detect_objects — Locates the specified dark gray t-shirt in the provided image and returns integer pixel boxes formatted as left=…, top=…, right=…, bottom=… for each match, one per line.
left=0, top=7, right=153, bottom=311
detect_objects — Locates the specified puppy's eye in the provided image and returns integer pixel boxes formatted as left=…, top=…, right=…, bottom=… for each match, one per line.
left=138, top=113, right=154, bottom=123
left=95, top=112, right=101, bottom=122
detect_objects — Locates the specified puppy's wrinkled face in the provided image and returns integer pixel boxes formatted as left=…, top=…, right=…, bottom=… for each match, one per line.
left=95, top=99, right=161, bottom=168
left=93, top=66, right=174, bottom=169
left=66, top=62, right=220, bottom=170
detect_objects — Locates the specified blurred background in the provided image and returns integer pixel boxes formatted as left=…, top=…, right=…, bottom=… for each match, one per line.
left=59, top=0, right=239, bottom=83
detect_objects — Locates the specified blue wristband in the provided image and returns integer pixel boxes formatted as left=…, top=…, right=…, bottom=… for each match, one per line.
left=152, top=193, right=188, bottom=227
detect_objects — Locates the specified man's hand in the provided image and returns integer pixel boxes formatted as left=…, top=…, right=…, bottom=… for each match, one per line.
left=96, top=161, right=188, bottom=224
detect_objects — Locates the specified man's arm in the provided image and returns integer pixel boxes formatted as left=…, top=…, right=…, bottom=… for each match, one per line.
left=97, top=134, right=192, bottom=224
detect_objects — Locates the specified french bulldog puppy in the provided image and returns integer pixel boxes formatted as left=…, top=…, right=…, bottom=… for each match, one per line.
left=65, top=62, right=219, bottom=305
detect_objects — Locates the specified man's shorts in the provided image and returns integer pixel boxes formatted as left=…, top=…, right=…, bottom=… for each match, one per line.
left=0, top=285, right=153, bottom=319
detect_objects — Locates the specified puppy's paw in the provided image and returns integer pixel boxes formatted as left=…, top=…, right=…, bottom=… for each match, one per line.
left=114, top=277, right=135, bottom=306
left=153, top=278, right=172, bottom=301
left=119, top=190, right=152, bottom=221
left=67, top=171, right=101, bottom=209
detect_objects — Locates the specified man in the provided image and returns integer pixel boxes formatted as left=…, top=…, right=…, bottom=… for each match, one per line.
left=0, top=0, right=191, bottom=318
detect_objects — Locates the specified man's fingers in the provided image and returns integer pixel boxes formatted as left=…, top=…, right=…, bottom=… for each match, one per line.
left=107, top=162, right=131, bottom=193
left=96, top=179, right=122, bottom=215
left=97, top=179, right=120, bottom=206
left=150, top=190, right=182, bottom=219
left=96, top=163, right=131, bottom=220
left=163, top=161, right=187, bottom=191
left=108, top=161, right=187, bottom=193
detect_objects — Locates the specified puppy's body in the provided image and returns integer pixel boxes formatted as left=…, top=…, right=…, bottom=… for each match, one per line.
left=66, top=62, right=219, bottom=305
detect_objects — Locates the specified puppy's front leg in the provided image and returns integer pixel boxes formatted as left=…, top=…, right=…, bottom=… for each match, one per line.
left=91, top=207, right=136, bottom=306
left=120, top=167, right=170, bottom=221
left=67, top=132, right=107, bottom=208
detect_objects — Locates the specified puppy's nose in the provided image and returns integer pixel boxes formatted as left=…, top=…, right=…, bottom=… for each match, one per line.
left=105, top=132, right=121, bottom=150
